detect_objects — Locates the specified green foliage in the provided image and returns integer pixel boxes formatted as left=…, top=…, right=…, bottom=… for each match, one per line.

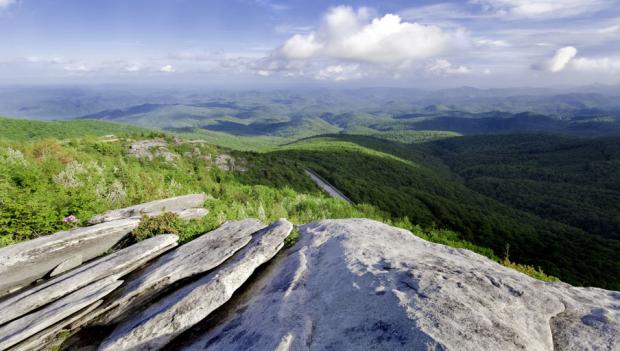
left=500, top=244, right=560, bottom=282
left=274, top=134, right=620, bottom=289
left=132, top=213, right=181, bottom=241
left=283, top=227, right=300, bottom=249
left=0, top=116, right=150, bottom=142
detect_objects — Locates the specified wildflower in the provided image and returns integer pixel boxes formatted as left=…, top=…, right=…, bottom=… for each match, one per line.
left=63, top=215, right=78, bottom=223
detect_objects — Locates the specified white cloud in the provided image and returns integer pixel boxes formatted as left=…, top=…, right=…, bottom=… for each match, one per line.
left=471, top=0, right=610, bottom=19
left=476, top=38, right=510, bottom=47
left=572, top=57, right=620, bottom=72
left=427, top=59, right=472, bottom=75
left=400, top=3, right=483, bottom=21
left=278, top=6, right=466, bottom=64
left=539, top=46, right=578, bottom=72
left=280, top=33, right=322, bottom=59
left=598, top=24, right=620, bottom=34
left=63, top=62, right=98, bottom=73
left=534, top=46, right=620, bottom=74
left=0, top=0, right=15, bottom=9
left=314, top=64, right=365, bottom=81
left=160, top=64, right=176, bottom=73
left=123, top=63, right=142, bottom=72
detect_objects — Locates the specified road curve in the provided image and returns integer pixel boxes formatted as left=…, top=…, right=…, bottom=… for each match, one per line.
left=304, top=169, right=354, bottom=204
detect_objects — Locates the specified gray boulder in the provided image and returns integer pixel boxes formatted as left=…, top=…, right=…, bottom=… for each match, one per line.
left=88, top=194, right=207, bottom=224
left=0, top=219, right=139, bottom=297
left=95, top=219, right=265, bottom=325
left=98, top=219, right=293, bottom=351
left=0, top=277, right=123, bottom=350
left=179, top=219, right=619, bottom=351
left=0, top=234, right=178, bottom=326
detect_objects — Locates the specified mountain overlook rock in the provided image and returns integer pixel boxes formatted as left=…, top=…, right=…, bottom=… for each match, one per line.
left=0, top=197, right=617, bottom=350
left=176, top=219, right=620, bottom=351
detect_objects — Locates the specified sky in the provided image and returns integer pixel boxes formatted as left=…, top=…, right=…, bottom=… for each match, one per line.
left=0, top=0, right=619, bottom=88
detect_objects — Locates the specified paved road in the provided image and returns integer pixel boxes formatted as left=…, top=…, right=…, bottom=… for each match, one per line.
left=304, top=170, right=354, bottom=204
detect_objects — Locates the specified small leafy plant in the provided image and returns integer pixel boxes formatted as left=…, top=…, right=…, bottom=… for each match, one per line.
left=132, top=212, right=180, bottom=241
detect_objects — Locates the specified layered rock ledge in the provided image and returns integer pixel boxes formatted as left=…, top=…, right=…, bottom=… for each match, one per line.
left=0, top=200, right=617, bottom=351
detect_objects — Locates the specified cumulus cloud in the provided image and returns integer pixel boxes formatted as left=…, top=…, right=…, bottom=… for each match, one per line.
left=572, top=57, right=620, bottom=73
left=278, top=6, right=466, bottom=65
left=534, top=46, right=620, bottom=74
left=160, top=64, right=176, bottom=73
left=0, top=0, right=15, bottom=9
left=535, top=46, right=578, bottom=72
left=471, top=0, right=610, bottom=19
left=427, top=59, right=472, bottom=75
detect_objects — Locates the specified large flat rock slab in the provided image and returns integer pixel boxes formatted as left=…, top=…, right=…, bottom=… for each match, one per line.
left=0, top=219, right=139, bottom=297
left=0, top=277, right=123, bottom=350
left=88, top=194, right=207, bottom=224
left=98, top=219, right=293, bottom=351
left=0, top=205, right=208, bottom=297
left=9, top=300, right=103, bottom=351
left=96, top=219, right=265, bottom=325
left=0, top=234, right=178, bottom=326
left=179, top=219, right=619, bottom=351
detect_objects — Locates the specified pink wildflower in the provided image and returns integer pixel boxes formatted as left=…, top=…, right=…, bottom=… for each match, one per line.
left=63, top=215, right=78, bottom=223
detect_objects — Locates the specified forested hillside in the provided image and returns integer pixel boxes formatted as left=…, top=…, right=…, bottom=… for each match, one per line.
left=0, top=116, right=151, bottom=141
left=273, top=134, right=620, bottom=289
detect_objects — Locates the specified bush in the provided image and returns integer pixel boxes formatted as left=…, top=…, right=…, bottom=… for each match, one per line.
left=132, top=212, right=180, bottom=241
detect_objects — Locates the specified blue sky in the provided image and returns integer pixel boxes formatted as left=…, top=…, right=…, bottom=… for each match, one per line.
left=1, top=0, right=619, bottom=87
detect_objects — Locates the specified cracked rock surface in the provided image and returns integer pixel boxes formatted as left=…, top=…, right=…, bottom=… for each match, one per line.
left=178, top=219, right=619, bottom=351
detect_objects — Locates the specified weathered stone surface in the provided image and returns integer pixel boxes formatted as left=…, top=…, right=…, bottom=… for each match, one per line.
left=95, top=219, right=265, bottom=325
left=214, top=153, right=246, bottom=172
left=0, top=277, right=122, bottom=350
left=49, top=254, right=83, bottom=277
left=0, top=235, right=178, bottom=326
left=174, top=207, right=210, bottom=221
left=127, top=139, right=178, bottom=161
left=88, top=194, right=207, bottom=224
left=98, top=219, right=293, bottom=351
left=9, top=300, right=103, bottom=351
left=179, top=219, right=620, bottom=351
left=0, top=219, right=139, bottom=297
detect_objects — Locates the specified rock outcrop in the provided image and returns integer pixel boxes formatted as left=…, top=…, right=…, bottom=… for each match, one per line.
left=178, top=219, right=619, bottom=351
left=127, top=139, right=178, bottom=161
left=0, top=277, right=123, bottom=350
left=0, top=219, right=139, bottom=296
left=99, top=219, right=293, bottom=351
left=0, top=194, right=207, bottom=297
left=1, top=206, right=618, bottom=350
left=0, top=235, right=178, bottom=326
left=95, top=219, right=265, bottom=324
left=88, top=193, right=207, bottom=224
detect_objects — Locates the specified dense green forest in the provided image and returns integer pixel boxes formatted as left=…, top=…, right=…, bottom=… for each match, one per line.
left=272, top=134, right=620, bottom=289
left=431, top=135, right=620, bottom=241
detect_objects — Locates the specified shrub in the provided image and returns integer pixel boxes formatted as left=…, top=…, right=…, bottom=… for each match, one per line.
left=132, top=212, right=180, bottom=241
left=500, top=244, right=560, bottom=282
